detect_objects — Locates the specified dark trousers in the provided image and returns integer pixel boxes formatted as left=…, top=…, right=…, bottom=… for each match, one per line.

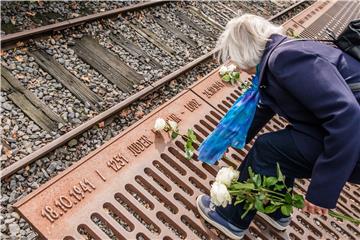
left=216, top=128, right=315, bottom=229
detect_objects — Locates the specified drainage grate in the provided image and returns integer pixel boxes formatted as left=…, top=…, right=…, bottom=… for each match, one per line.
left=14, top=88, right=249, bottom=240
left=15, top=5, right=360, bottom=240
left=291, top=0, right=336, bottom=29
left=15, top=67, right=360, bottom=240
left=293, top=0, right=360, bottom=40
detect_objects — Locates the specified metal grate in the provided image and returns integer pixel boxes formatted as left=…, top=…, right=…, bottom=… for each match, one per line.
left=15, top=3, right=360, bottom=239
left=15, top=67, right=360, bottom=240
left=294, top=0, right=360, bottom=40
left=282, top=19, right=306, bottom=37
left=291, top=0, right=336, bottom=29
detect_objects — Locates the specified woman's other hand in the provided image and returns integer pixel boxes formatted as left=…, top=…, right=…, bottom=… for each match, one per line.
left=303, top=199, right=328, bottom=216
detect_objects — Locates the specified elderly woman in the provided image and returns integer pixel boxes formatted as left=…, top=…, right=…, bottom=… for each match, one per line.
left=196, top=14, right=360, bottom=239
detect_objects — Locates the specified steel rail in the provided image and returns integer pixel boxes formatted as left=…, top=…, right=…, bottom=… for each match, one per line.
left=268, top=0, right=307, bottom=21
left=0, top=50, right=215, bottom=180
left=0, top=0, right=166, bottom=47
left=0, top=1, right=311, bottom=180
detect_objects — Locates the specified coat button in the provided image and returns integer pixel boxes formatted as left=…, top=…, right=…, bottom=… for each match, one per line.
left=260, top=85, right=267, bottom=89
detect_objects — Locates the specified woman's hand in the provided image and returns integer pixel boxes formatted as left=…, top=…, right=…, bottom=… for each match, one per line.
left=303, top=199, right=328, bottom=216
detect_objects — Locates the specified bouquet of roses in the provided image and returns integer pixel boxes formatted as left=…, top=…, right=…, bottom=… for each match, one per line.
left=210, top=164, right=360, bottom=224
left=219, top=64, right=252, bottom=90
left=219, top=64, right=241, bottom=85
left=211, top=164, right=303, bottom=218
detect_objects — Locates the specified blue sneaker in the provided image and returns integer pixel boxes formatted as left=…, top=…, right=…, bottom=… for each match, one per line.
left=257, top=211, right=291, bottom=231
left=196, top=194, right=246, bottom=239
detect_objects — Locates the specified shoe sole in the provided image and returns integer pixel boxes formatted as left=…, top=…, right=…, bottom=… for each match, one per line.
left=196, top=195, right=244, bottom=240
left=257, top=212, right=288, bottom=231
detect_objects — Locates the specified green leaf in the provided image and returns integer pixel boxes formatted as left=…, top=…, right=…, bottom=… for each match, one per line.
left=264, top=176, right=278, bottom=187
left=248, top=167, right=255, bottom=179
left=171, top=130, right=179, bottom=139
left=268, top=177, right=278, bottom=186
left=241, top=203, right=254, bottom=219
left=292, top=194, right=305, bottom=208
left=187, top=129, right=197, bottom=142
left=258, top=193, right=266, bottom=201
left=222, top=74, right=231, bottom=82
left=255, top=198, right=264, bottom=211
left=232, top=71, right=240, bottom=79
left=280, top=205, right=293, bottom=216
left=185, top=140, right=194, bottom=151
left=271, top=200, right=284, bottom=206
left=231, top=182, right=255, bottom=190
left=276, top=163, right=285, bottom=182
left=274, top=184, right=285, bottom=191
left=185, top=148, right=194, bottom=160
left=284, top=193, right=292, bottom=204
left=234, top=199, right=245, bottom=205
left=264, top=205, right=278, bottom=214
left=252, top=174, right=262, bottom=188
left=329, top=210, right=360, bottom=225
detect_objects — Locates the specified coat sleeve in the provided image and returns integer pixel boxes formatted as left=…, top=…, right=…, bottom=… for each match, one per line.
left=268, top=48, right=360, bottom=209
left=245, top=101, right=275, bottom=144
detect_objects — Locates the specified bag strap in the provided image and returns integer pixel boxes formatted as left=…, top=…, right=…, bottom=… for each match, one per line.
left=348, top=82, right=360, bottom=92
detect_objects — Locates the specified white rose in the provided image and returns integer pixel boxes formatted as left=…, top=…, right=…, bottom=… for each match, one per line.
left=168, top=120, right=178, bottom=130
left=219, top=65, right=228, bottom=75
left=210, top=182, right=232, bottom=207
left=154, top=118, right=166, bottom=131
left=215, top=167, right=239, bottom=187
left=227, top=64, right=237, bottom=72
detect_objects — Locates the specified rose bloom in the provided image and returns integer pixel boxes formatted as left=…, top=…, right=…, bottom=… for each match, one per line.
left=210, top=182, right=232, bottom=207
left=215, top=167, right=239, bottom=187
left=219, top=65, right=228, bottom=75
left=154, top=118, right=166, bottom=131
left=227, top=64, right=237, bottom=72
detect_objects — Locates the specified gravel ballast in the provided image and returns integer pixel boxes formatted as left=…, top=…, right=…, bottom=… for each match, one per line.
left=1, top=1, right=312, bottom=238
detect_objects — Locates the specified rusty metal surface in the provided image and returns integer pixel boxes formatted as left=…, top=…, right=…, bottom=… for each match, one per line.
left=291, top=0, right=337, bottom=29
left=14, top=89, right=232, bottom=240
left=294, top=0, right=360, bottom=40
left=14, top=2, right=360, bottom=239
left=189, top=67, right=286, bottom=132
left=282, top=19, right=306, bottom=37
left=15, top=66, right=360, bottom=239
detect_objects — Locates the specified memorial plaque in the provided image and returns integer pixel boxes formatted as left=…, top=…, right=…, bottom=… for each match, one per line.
left=282, top=19, right=306, bottom=37
left=14, top=72, right=359, bottom=240
left=14, top=90, right=245, bottom=239
left=291, top=0, right=336, bottom=29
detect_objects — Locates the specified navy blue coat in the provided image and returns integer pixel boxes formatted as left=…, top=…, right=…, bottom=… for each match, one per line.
left=251, top=34, right=360, bottom=208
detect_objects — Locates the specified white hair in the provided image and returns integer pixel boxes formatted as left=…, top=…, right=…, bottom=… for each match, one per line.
left=216, top=14, right=284, bottom=70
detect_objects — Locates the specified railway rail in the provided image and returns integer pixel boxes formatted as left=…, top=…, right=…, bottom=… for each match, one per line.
left=0, top=1, right=163, bottom=47
left=1, top=0, right=310, bottom=179
left=2, top=1, right=358, bottom=239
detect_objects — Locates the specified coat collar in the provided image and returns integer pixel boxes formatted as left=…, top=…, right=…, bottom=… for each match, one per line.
left=258, top=34, right=288, bottom=85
